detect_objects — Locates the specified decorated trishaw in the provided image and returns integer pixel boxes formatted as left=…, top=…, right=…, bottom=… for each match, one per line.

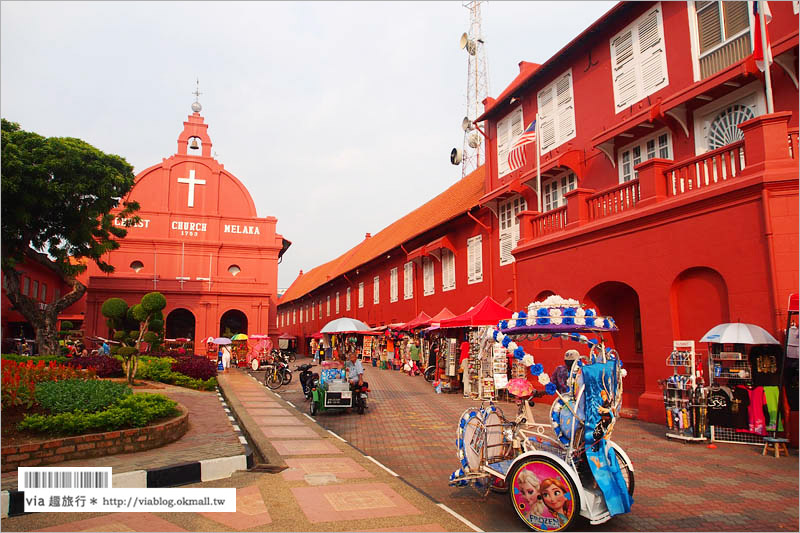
left=448, top=296, right=634, bottom=531
left=246, top=334, right=273, bottom=371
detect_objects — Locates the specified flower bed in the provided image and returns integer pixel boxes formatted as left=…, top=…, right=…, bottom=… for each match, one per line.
left=1, top=402, right=188, bottom=472
left=1, top=359, right=96, bottom=409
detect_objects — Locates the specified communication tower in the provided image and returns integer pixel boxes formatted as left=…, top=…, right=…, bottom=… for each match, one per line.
left=451, top=0, right=490, bottom=178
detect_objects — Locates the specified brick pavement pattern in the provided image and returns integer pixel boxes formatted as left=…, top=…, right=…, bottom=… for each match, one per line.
left=1, top=383, right=244, bottom=492
left=275, top=358, right=800, bottom=533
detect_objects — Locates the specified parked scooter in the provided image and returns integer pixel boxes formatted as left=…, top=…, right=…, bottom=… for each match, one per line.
left=352, top=382, right=369, bottom=415
left=296, top=363, right=318, bottom=400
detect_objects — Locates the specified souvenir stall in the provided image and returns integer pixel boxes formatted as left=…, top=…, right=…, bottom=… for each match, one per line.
left=398, top=311, right=432, bottom=370
left=230, top=333, right=248, bottom=366
left=699, top=322, right=783, bottom=446
left=319, top=317, right=372, bottom=363
left=417, top=308, right=457, bottom=387
left=440, top=296, right=514, bottom=400
left=661, top=340, right=707, bottom=441
left=783, top=294, right=798, bottom=448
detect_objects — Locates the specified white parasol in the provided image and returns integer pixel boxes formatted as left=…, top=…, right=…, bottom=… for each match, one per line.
left=320, top=317, right=371, bottom=334
left=700, top=322, right=779, bottom=345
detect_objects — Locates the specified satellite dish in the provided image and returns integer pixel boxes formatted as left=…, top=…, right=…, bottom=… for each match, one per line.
left=461, top=116, right=473, bottom=132
left=459, top=32, right=477, bottom=55
left=468, top=132, right=482, bottom=149
left=450, top=147, right=463, bottom=165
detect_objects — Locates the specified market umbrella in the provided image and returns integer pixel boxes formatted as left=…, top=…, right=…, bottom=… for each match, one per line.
left=213, top=337, right=232, bottom=345
left=699, top=323, right=780, bottom=345
left=507, top=378, right=534, bottom=397
left=231, top=333, right=248, bottom=340
left=418, top=308, right=456, bottom=328
left=320, top=317, right=371, bottom=334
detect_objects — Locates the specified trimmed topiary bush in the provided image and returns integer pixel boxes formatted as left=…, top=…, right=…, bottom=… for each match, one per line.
left=60, top=321, right=74, bottom=331
left=101, top=298, right=128, bottom=321
left=35, top=379, right=131, bottom=414
left=141, top=292, right=167, bottom=313
left=171, top=356, right=217, bottom=381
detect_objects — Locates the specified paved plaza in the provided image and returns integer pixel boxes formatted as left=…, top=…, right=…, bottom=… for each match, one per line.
left=272, top=357, right=800, bottom=532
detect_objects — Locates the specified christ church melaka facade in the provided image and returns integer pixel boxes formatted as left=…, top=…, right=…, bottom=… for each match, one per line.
left=278, top=1, right=798, bottom=425
left=79, top=104, right=290, bottom=348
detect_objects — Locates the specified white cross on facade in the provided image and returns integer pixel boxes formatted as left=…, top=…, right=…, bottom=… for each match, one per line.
left=177, top=169, right=206, bottom=208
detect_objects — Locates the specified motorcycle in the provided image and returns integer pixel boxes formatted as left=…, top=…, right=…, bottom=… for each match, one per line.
left=296, top=363, right=318, bottom=400
left=263, top=351, right=291, bottom=390
left=352, top=382, right=369, bottom=415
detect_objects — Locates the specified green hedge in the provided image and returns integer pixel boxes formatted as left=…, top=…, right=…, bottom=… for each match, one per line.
left=133, top=356, right=217, bottom=391
left=18, top=393, right=178, bottom=435
left=35, top=379, right=131, bottom=414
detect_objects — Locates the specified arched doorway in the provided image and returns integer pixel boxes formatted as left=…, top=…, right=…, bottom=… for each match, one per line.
left=220, top=309, right=248, bottom=337
left=165, top=308, right=196, bottom=340
left=670, top=267, right=729, bottom=341
left=585, top=281, right=644, bottom=409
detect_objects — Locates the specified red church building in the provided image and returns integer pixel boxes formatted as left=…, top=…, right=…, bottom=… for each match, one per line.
left=278, top=1, right=798, bottom=424
left=76, top=102, right=289, bottom=346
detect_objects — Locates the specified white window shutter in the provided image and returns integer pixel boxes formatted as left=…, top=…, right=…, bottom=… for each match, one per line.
left=556, top=72, right=575, bottom=145
left=423, top=257, right=434, bottom=296
left=467, top=239, right=476, bottom=283
left=499, top=228, right=514, bottom=265
left=638, top=8, right=668, bottom=95
left=538, top=87, right=557, bottom=152
left=612, top=28, right=638, bottom=109
left=473, top=237, right=483, bottom=282
left=346, top=287, right=351, bottom=311
left=390, top=268, right=398, bottom=302
left=497, top=116, right=510, bottom=178
left=404, top=262, right=413, bottom=300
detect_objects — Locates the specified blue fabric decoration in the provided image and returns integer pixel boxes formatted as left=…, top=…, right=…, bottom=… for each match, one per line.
left=500, top=320, right=509, bottom=330
left=545, top=382, right=557, bottom=395
left=563, top=307, right=576, bottom=316
left=563, top=316, right=575, bottom=325
left=501, top=336, right=511, bottom=347
left=569, top=333, right=580, bottom=342
left=513, top=346, right=525, bottom=359
left=582, top=361, right=633, bottom=516
left=515, top=311, right=527, bottom=327
left=585, top=309, right=595, bottom=316
left=603, top=319, right=611, bottom=328
left=493, top=330, right=499, bottom=340
left=586, top=317, right=596, bottom=326
left=537, top=308, right=549, bottom=316
left=530, top=363, right=543, bottom=376
left=536, top=317, right=550, bottom=325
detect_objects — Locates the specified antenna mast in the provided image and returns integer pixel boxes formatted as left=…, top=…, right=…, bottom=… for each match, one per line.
left=461, top=0, right=489, bottom=178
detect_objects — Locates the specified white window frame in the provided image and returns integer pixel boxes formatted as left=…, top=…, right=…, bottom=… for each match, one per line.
left=318, top=300, right=322, bottom=317
left=373, top=276, right=380, bottom=304
left=617, top=129, right=672, bottom=183
left=423, top=256, right=434, bottom=296
left=311, top=303, right=314, bottom=320
left=441, top=249, right=456, bottom=292
left=498, top=195, right=527, bottom=265
left=496, top=105, right=525, bottom=179
left=687, top=1, right=755, bottom=82
left=609, top=3, right=669, bottom=112
left=537, top=69, right=576, bottom=154
left=691, top=82, right=765, bottom=154
left=335, top=291, right=340, bottom=314
left=41, top=283, right=47, bottom=302
left=467, top=235, right=483, bottom=284
left=358, top=282, right=364, bottom=308
left=390, top=268, right=398, bottom=302
left=293, top=309, right=296, bottom=325
left=346, top=286, right=352, bottom=311
left=326, top=295, right=331, bottom=316
left=403, top=261, right=414, bottom=300
left=542, top=171, right=578, bottom=211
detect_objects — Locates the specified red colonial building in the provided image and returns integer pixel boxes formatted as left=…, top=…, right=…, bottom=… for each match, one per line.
left=278, top=1, right=798, bottom=424
left=75, top=103, right=289, bottom=346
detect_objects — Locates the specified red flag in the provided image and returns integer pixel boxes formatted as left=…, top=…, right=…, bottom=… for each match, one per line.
left=753, top=1, right=773, bottom=72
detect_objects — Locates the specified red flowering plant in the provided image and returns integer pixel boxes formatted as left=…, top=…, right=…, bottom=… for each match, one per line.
left=1, top=359, right=96, bottom=409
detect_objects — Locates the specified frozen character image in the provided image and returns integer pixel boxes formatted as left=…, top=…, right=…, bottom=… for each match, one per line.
left=592, top=389, right=614, bottom=451
left=540, top=477, right=572, bottom=527
left=516, top=469, right=546, bottom=518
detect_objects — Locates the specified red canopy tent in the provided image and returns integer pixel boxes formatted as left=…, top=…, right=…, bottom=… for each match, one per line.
left=402, top=311, right=432, bottom=330
left=419, top=308, right=456, bottom=328
left=439, top=296, right=513, bottom=328
left=278, top=333, right=297, bottom=340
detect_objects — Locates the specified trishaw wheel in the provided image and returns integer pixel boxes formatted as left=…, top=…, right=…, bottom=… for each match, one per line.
left=507, top=456, right=580, bottom=532
left=614, top=448, right=634, bottom=497
left=310, top=399, right=317, bottom=416
left=250, top=359, right=260, bottom=371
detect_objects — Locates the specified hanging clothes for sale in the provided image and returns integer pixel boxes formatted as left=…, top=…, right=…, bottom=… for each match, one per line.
left=707, top=386, right=733, bottom=427
left=744, top=385, right=768, bottom=436
left=763, top=385, right=783, bottom=431
left=787, top=324, right=799, bottom=359
left=729, top=386, right=750, bottom=429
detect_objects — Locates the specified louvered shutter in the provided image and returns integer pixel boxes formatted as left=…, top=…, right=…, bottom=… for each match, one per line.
left=612, top=28, right=638, bottom=109
left=467, top=238, right=476, bottom=283
left=346, top=287, right=351, bottom=310
left=467, top=235, right=483, bottom=283
left=555, top=72, right=575, bottom=145
left=499, top=227, right=514, bottom=265
left=538, top=86, right=557, bottom=152
left=696, top=1, right=722, bottom=53
left=423, top=257, right=434, bottom=295
left=638, top=8, right=668, bottom=95
left=404, top=262, right=413, bottom=299
left=358, top=283, right=364, bottom=308
left=497, top=115, right=510, bottom=178
left=390, top=268, right=398, bottom=302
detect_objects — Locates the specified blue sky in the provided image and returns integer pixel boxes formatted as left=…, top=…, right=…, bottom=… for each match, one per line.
left=1, top=1, right=615, bottom=290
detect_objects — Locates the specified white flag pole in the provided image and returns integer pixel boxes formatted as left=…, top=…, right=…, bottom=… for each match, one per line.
left=759, top=1, right=774, bottom=113
left=536, top=112, right=542, bottom=213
